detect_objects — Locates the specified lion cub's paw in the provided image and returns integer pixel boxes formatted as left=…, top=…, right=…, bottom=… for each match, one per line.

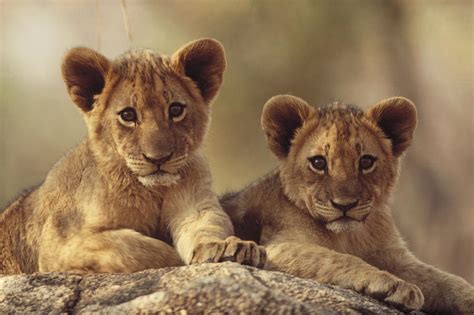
left=363, top=273, right=424, bottom=311
left=222, top=236, right=267, bottom=268
left=454, top=287, right=474, bottom=314
left=191, top=236, right=266, bottom=268
left=384, top=280, right=424, bottom=311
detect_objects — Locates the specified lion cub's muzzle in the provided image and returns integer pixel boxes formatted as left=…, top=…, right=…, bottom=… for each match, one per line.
left=143, top=152, right=173, bottom=171
left=312, top=197, right=373, bottom=233
left=314, top=197, right=373, bottom=223
left=330, top=199, right=359, bottom=214
left=126, top=150, right=189, bottom=187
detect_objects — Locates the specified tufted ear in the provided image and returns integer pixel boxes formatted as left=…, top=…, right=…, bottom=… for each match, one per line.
left=367, top=96, right=417, bottom=157
left=261, top=95, right=316, bottom=159
left=172, top=38, right=226, bottom=104
left=62, top=47, right=110, bottom=112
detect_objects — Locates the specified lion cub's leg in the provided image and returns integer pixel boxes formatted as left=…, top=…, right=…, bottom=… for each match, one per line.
left=40, top=229, right=183, bottom=273
left=169, top=202, right=266, bottom=268
left=264, top=237, right=424, bottom=311
left=367, top=247, right=474, bottom=314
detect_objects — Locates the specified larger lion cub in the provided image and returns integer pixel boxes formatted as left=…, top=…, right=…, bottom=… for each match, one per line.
left=222, top=95, right=474, bottom=313
left=0, top=39, right=265, bottom=274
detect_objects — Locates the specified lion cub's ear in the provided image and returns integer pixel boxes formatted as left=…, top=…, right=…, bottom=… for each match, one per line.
left=62, top=47, right=110, bottom=112
left=172, top=38, right=226, bottom=104
left=367, top=97, right=417, bottom=157
left=262, top=95, right=316, bottom=159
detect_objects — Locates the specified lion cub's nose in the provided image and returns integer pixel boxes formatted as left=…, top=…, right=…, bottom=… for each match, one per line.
left=143, top=152, right=173, bottom=166
left=330, top=199, right=359, bottom=213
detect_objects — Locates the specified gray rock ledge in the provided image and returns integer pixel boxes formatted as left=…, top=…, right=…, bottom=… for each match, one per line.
left=0, top=262, right=423, bottom=314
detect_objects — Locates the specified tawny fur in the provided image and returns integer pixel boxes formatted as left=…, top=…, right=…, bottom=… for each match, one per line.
left=221, top=95, right=474, bottom=314
left=0, top=38, right=265, bottom=275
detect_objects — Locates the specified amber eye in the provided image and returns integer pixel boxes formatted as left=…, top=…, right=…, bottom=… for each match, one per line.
left=169, top=102, right=186, bottom=119
left=360, top=155, right=377, bottom=171
left=309, top=155, right=327, bottom=173
left=119, top=107, right=137, bottom=122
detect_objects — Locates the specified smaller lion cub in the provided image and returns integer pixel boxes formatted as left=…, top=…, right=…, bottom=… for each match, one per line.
left=0, top=39, right=265, bottom=274
left=222, top=95, right=474, bottom=314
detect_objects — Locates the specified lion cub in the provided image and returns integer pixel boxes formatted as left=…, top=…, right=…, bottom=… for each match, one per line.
left=0, top=39, right=265, bottom=274
left=222, top=95, right=474, bottom=313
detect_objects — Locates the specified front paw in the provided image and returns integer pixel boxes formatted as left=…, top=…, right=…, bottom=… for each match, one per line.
left=190, top=236, right=266, bottom=268
left=453, top=286, right=474, bottom=314
left=361, top=272, right=424, bottom=311
left=384, top=279, right=424, bottom=311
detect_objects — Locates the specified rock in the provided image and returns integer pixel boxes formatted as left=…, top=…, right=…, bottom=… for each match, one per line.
left=0, top=262, right=422, bottom=314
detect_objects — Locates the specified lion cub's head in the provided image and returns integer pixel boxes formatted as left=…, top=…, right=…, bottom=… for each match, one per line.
left=262, top=95, right=417, bottom=233
left=61, top=39, right=225, bottom=187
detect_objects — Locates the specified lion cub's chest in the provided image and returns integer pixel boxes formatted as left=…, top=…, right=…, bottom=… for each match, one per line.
left=289, top=214, right=380, bottom=258
left=88, top=191, right=172, bottom=243
left=323, top=228, right=383, bottom=259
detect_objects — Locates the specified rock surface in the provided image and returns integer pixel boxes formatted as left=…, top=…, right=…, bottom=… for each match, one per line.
left=0, top=262, right=422, bottom=314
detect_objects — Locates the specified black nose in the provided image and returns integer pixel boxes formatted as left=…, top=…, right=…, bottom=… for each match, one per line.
left=143, top=152, right=173, bottom=166
left=330, top=199, right=359, bottom=213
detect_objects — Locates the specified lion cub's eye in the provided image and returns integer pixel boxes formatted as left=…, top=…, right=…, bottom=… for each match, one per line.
left=359, top=155, right=377, bottom=173
left=169, top=102, right=186, bottom=120
left=309, top=155, right=327, bottom=174
left=119, top=107, right=137, bottom=122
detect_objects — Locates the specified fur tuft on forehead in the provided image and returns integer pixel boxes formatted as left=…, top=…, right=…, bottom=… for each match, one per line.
left=317, top=102, right=364, bottom=119
left=111, top=50, right=172, bottom=84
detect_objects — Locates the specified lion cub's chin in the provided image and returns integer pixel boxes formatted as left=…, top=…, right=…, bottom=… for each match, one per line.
left=325, top=218, right=364, bottom=233
left=137, top=172, right=181, bottom=188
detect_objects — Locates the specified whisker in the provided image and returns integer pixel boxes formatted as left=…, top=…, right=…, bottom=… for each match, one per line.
left=350, top=205, right=371, bottom=212
left=126, top=156, right=143, bottom=161
left=161, top=154, right=188, bottom=172
left=127, top=162, right=146, bottom=167
left=352, top=206, right=372, bottom=213
left=317, top=210, right=340, bottom=218
left=314, top=203, right=332, bottom=210
left=348, top=209, right=370, bottom=214
left=165, top=159, right=185, bottom=168
left=169, top=157, right=187, bottom=165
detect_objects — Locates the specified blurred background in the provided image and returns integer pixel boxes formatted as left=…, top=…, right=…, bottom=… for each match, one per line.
left=0, top=0, right=472, bottom=282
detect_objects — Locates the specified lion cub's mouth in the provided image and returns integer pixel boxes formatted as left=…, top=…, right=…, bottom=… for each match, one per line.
left=325, top=218, right=363, bottom=233
left=328, top=216, right=363, bottom=224
left=146, top=168, right=170, bottom=177
left=137, top=170, right=181, bottom=187
left=322, top=207, right=374, bottom=233
left=135, top=162, right=184, bottom=188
